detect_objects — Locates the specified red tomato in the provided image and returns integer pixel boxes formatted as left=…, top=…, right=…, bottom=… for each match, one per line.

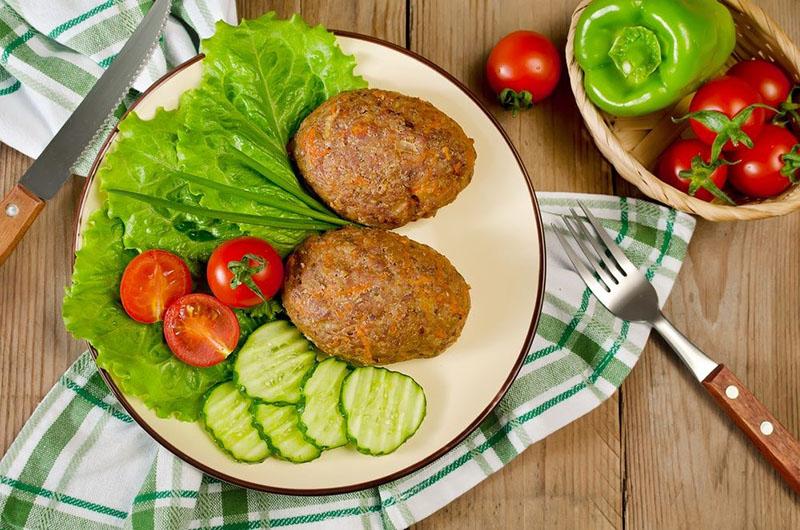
left=688, top=76, right=766, bottom=152
left=729, top=124, right=800, bottom=198
left=486, top=30, right=561, bottom=108
left=207, top=237, right=284, bottom=309
left=119, top=249, right=192, bottom=324
left=163, top=294, right=240, bottom=367
left=728, top=59, right=791, bottom=115
left=657, top=139, right=730, bottom=202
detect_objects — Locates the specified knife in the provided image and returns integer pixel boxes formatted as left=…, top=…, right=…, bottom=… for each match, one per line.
left=0, top=0, right=172, bottom=266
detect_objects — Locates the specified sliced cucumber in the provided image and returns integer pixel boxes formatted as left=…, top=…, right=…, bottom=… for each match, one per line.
left=202, top=381, right=270, bottom=463
left=299, top=357, right=350, bottom=448
left=340, top=367, right=427, bottom=455
left=234, top=320, right=317, bottom=404
left=252, top=403, right=321, bottom=463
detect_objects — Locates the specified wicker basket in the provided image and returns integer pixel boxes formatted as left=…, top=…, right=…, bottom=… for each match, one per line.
left=567, top=0, right=800, bottom=221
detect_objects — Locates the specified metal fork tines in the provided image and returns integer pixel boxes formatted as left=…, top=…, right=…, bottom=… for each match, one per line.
left=553, top=203, right=658, bottom=323
left=554, top=202, right=800, bottom=495
left=553, top=202, right=717, bottom=381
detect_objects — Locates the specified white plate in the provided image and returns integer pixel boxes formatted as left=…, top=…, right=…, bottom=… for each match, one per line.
left=75, top=33, right=545, bottom=495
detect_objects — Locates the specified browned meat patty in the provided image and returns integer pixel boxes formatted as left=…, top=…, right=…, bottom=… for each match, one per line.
left=291, top=89, right=476, bottom=228
left=282, top=226, right=470, bottom=365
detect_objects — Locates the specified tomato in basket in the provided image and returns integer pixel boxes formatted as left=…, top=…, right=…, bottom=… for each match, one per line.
left=657, top=139, right=733, bottom=204
left=728, top=59, right=792, bottom=116
left=728, top=124, right=800, bottom=198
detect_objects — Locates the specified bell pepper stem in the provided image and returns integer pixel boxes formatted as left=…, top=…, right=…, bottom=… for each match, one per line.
left=608, top=26, right=662, bottom=85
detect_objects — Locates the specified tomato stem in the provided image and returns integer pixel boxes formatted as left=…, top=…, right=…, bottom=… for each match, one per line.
left=227, top=254, right=268, bottom=303
left=498, top=88, right=534, bottom=115
left=780, top=144, right=800, bottom=184
left=674, top=103, right=777, bottom=161
left=775, top=86, right=800, bottom=127
left=678, top=155, right=736, bottom=205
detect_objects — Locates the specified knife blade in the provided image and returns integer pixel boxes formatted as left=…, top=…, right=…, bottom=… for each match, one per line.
left=0, top=0, right=172, bottom=266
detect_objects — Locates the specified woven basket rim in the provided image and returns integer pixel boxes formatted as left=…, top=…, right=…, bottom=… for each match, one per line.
left=567, top=0, right=800, bottom=221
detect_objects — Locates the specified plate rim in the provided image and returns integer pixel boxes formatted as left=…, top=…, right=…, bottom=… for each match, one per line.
left=72, top=31, right=547, bottom=496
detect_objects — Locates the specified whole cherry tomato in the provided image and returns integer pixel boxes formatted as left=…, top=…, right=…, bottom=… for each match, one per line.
left=728, top=59, right=792, bottom=116
left=207, top=237, right=284, bottom=309
left=658, top=139, right=732, bottom=203
left=688, top=76, right=767, bottom=154
left=729, top=124, right=800, bottom=198
left=486, top=30, right=561, bottom=111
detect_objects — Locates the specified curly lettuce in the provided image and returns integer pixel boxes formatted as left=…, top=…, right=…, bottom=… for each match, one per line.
left=64, top=13, right=366, bottom=421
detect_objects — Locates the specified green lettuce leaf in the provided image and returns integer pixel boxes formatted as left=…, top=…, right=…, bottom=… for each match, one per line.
left=98, top=108, right=316, bottom=259
left=64, top=13, right=366, bottom=421
left=64, top=210, right=229, bottom=421
left=100, top=13, right=365, bottom=260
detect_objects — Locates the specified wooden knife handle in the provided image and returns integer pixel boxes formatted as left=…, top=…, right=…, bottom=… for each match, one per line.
left=0, top=183, right=45, bottom=266
left=703, top=364, right=800, bottom=494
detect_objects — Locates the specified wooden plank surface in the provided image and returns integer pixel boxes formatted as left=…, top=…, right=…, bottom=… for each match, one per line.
left=618, top=0, right=800, bottom=527
left=0, top=0, right=797, bottom=528
left=408, top=2, right=620, bottom=529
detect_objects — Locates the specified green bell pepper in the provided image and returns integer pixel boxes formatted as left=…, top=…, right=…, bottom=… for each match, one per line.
left=574, top=0, right=736, bottom=117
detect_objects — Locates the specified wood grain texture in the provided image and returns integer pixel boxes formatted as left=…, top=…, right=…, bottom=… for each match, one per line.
left=0, top=0, right=798, bottom=528
left=408, top=1, right=619, bottom=529
left=620, top=0, right=800, bottom=528
left=0, top=184, right=45, bottom=265
left=0, top=145, right=84, bottom=453
left=236, top=0, right=405, bottom=46
left=703, top=365, right=800, bottom=494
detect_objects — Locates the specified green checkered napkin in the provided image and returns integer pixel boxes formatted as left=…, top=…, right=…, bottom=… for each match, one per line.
left=0, top=194, right=695, bottom=529
left=0, top=0, right=236, bottom=175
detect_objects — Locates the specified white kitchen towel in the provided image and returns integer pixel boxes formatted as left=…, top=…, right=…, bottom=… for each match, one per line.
left=0, top=194, right=697, bottom=529
left=0, top=0, right=236, bottom=175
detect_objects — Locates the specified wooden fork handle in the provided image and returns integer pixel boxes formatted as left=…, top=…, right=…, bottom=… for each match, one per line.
left=0, top=183, right=44, bottom=266
left=703, top=364, right=800, bottom=494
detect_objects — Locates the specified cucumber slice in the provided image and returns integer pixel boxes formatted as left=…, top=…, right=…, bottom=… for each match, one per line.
left=340, top=367, right=426, bottom=455
left=234, top=320, right=317, bottom=404
left=299, top=357, right=350, bottom=448
left=252, top=403, right=321, bottom=463
left=202, top=381, right=270, bottom=463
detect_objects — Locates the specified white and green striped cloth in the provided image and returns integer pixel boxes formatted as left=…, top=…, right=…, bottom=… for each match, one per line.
left=0, top=0, right=236, bottom=175
left=0, top=194, right=695, bottom=529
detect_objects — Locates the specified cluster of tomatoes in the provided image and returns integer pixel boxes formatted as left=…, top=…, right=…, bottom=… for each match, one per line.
left=659, top=59, right=800, bottom=203
left=119, top=236, right=284, bottom=367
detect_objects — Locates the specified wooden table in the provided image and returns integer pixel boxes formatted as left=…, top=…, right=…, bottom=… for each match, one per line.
left=1, top=0, right=799, bottom=527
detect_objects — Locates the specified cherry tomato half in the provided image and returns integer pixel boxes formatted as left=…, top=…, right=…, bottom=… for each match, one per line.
left=658, top=139, right=730, bottom=202
left=163, top=294, right=240, bottom=367
left=728, top=59, right=792, bottom=116
left=207, top=237, right=284, bottom=309
left=729, top=124, right=800, bottom=198
left=486, top=30, right=561, bottom=108
left=119, top=249, right=192, bottom=324
left=689, top=76, right=766, bottom=151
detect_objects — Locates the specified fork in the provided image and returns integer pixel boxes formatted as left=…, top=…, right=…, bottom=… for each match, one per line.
left=555, top=202, right=800, bottom=494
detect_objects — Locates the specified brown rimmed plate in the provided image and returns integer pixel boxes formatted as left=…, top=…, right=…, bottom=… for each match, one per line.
left=74, top=32, right=545, bottom=495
